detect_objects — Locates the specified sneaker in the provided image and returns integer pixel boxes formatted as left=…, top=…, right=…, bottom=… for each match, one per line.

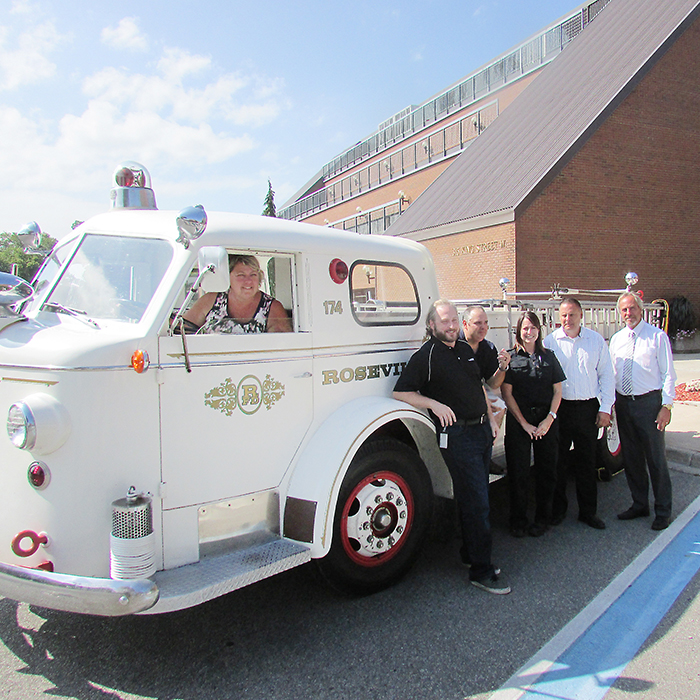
left=462, top=561, right=501, bottom=576
left=471, top=573, right=511, bottom=595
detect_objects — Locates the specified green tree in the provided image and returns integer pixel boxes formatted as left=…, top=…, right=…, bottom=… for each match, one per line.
left=0, top=231, right=57, bottom=282
left=262, top=179, right=276, bottom=217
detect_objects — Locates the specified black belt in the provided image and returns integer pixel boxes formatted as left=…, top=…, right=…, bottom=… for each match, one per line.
left=561, top=398, right=598, bottom=404
left=616, top=389, right=661, bottom=401
left=455, top=414, right=487, bottom=426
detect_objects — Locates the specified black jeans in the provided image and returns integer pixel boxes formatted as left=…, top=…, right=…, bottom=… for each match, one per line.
left=505, top=406, right=559, bottom=529
left=439, top=420, right=495, bottom=580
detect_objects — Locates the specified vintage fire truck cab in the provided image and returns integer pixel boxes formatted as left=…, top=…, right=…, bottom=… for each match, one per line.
left=0, top=163, right=450, bottom=616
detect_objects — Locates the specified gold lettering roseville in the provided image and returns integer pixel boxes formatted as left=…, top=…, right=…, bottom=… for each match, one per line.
left=322, top=362, right=406, bottom=385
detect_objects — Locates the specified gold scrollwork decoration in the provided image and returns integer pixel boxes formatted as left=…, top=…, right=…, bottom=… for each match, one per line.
left=205, top=374, right=285, bottom=416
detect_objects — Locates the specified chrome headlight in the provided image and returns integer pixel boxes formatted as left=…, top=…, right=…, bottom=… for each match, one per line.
left=6, top=394, right=70, bottom=455
left=7, top=402, right=36, bottom=449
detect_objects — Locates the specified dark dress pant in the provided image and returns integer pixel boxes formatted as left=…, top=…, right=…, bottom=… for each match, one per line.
left=615, top=390, right=672, bottom=518
left=505, top=407, right=559, bottom=529
left=553, top=398, right=600, bottom=519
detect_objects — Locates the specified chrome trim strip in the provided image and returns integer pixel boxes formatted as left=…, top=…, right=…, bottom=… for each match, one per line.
left=162, top=340, right=420, bottom=361
left=0, top=365, right=133, bottom=373
left=0, top=561, right=159, bottom=616
left=1, top=377, right=59, bottom=385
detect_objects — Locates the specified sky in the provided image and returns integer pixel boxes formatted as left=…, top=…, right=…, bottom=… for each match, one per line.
left=1, top=0, right=582, bottom=239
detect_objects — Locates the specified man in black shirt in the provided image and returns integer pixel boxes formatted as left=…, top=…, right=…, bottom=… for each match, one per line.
left=461, top=305, right=511, bottom=390
left=393, top=300, right=510, bottom=595
left=461, top=305, right=510, bottom=431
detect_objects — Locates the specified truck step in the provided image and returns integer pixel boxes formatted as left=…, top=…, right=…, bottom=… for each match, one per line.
left=146, top=537, right=311, bottom=614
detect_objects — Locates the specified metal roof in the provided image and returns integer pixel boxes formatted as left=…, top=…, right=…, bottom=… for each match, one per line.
left=388, top=0, right=700, bottom=238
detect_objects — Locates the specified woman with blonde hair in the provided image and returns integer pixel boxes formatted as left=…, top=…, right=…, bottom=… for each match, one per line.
left=184, top=254, right=291, bottom=334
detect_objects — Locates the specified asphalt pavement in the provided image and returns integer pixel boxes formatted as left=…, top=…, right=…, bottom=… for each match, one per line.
left=477, top=353, right=700, bottom=700
left=0, top=356, right=698, bottom=700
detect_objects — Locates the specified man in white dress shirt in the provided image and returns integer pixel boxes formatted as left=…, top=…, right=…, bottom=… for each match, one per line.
left=609, top=291, right=676, bottom=530
left=544, top=297, right=615, bottom=529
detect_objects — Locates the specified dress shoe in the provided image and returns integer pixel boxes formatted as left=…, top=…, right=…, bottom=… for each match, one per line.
left=617, top=506, right=650, bottom=520
left=578, top=514, right=606, bottom=530
left=651, top=516, right=670, bottom=531
left=550, top=512, right=566, bottom=526
left=528, top=522, right=549, bottom=537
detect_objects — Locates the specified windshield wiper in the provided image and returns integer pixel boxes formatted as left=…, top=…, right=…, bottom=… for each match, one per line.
left=42, top=302, right=100, bottom=329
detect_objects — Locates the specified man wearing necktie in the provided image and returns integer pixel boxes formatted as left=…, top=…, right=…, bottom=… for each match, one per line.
left=609, top=292, right=676, bottom=530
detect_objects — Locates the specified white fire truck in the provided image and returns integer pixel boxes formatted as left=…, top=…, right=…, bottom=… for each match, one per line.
left=0, top=163, right=667, bottom=617
left=0, top=162, right=452, bottom=616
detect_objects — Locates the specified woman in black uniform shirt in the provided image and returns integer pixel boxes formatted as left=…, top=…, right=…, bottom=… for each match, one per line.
left=502, top=311, right=565, bottom=538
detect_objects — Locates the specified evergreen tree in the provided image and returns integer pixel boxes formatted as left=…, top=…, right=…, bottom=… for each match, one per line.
left=262, top=179, right=276, bottom=217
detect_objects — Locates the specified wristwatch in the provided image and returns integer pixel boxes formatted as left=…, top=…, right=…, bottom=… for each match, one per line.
left=548, top=411, right=557, bottom=419
left=662, top=403, right=673, bottom=411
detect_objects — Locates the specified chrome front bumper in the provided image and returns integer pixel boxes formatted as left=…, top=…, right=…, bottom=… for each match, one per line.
left=0, top=561, right=159, bottom=616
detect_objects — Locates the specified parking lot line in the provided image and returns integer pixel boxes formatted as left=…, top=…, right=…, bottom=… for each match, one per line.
left=488, top=492, right=700, bottom=700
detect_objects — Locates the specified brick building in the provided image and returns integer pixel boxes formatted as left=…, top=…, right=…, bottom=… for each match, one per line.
left=387, top=0, right=700, bottom=311
left=280, top=0, right=611, bottom=236
left=283, top=0, right=700, bottom=314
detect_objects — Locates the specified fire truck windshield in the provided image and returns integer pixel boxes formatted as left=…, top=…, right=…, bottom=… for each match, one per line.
left=37, top=234, right=173, bottom=324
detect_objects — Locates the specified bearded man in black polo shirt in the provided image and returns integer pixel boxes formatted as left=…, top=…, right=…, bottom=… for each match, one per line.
left=393, top=300, right=510, bottom=595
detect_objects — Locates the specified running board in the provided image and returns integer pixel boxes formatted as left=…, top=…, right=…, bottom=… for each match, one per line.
left=144, top=538, right=311, bottom=614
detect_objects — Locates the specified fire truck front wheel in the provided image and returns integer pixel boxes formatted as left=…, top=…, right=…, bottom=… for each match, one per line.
left=317, top=438, right=433, bottom=595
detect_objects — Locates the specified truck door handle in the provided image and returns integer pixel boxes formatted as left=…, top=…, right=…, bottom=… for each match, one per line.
left=295, top=372, right=312, bottom=378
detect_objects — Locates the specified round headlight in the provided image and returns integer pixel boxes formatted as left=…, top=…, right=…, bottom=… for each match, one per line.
left=7, top=402, right=36, bottom=450
left=6, top=394, right=70, bottom=454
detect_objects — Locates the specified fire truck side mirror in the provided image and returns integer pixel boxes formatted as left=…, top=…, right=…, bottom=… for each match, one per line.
left=198, top=247, right=230, bottom=293
left=0, top=272, right=34, bottom=309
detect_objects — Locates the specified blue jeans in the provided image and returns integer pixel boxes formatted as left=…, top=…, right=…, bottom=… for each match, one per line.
left=439, top=421, right=494, bottom=580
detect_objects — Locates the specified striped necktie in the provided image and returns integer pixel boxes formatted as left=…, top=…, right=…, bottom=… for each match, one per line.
left=621, top=331, right=636, bottom=395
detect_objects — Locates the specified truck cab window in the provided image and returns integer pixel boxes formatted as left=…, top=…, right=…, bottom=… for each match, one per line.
left=350, top=261, right=420, bottom=326
left=175, top=251, right=295, bottom=334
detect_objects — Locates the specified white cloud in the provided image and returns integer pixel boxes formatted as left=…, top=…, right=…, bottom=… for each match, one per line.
left=83, top=49, right=283, bottom=127
left=10, top=0, right=40, bottom=16
left=157, top=47, right=210, bottom=82
left=0, top=14, right=289, bottom=236
left=101, top=17, right=148, bottom=52
left=0, top=21, right=64, bottom=90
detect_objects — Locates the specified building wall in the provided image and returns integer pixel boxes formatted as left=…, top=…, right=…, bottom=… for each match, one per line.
left=516, top=17, right=700, bottom=311
left=304, top=161, right=452, bottom=226
left=420, top=222, right=516, bottom=300
left=303, top=71, right=543, bottom=228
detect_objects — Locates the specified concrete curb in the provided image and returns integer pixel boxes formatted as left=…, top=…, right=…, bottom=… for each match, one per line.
left=667, top=447, right=700, bottom=472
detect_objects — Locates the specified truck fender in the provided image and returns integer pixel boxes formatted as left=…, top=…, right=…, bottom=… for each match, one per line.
left=283, top=396, right=451, bottom=559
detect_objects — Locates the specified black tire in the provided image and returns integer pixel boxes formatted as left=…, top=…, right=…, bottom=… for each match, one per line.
left=316, top=438, right=433, bottom=595
left=596, top=408, right=624, bottom=481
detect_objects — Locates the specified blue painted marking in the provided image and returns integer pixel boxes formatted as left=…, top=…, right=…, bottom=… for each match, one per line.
left=518, top=512, right=700, bottom=700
